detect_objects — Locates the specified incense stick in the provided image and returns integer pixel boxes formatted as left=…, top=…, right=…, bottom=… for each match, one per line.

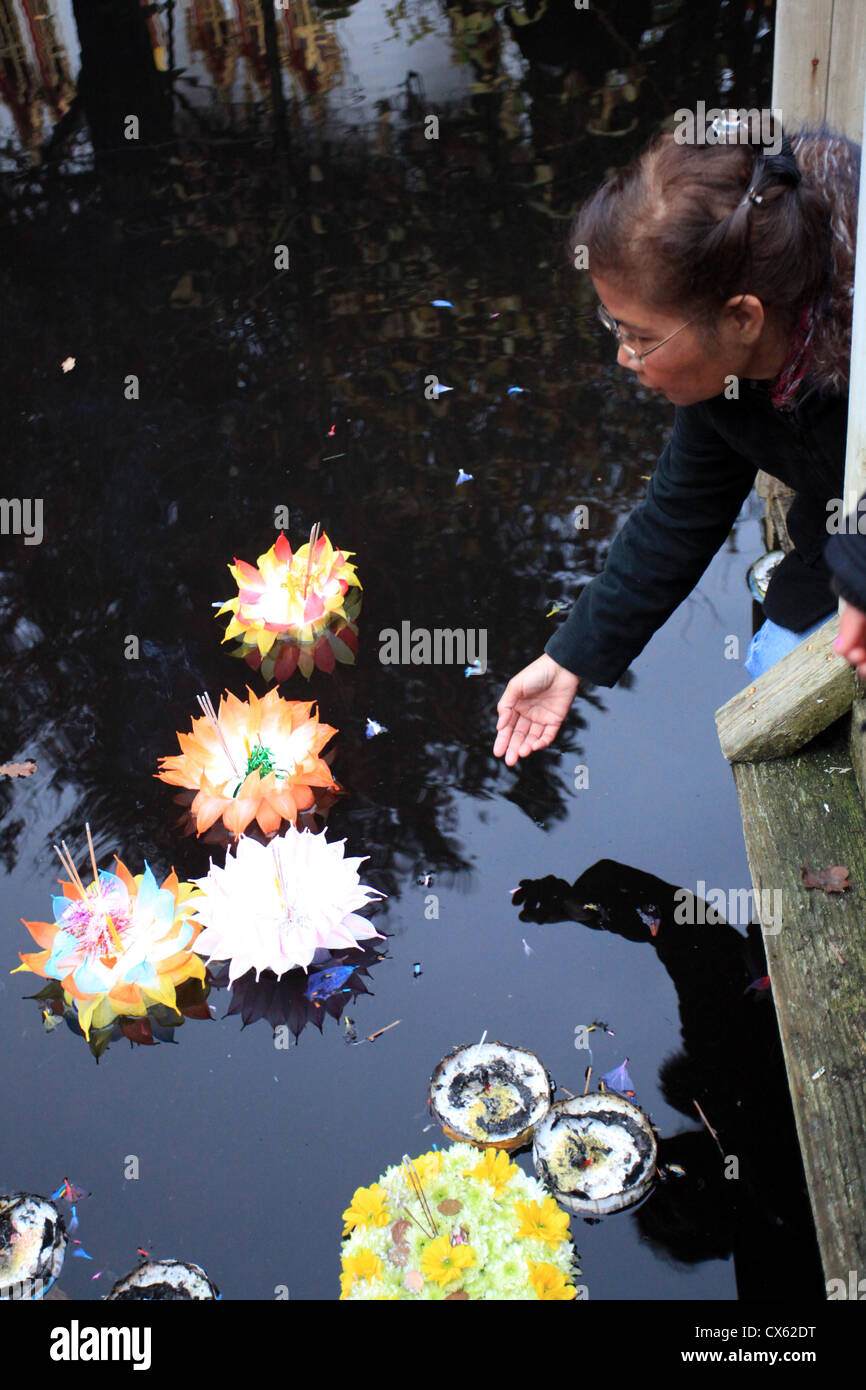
left=583, top=1066, right=592, bottom=1095
left=55, top=840, right=88, bottom=900
left=85, top=822, right=101, bottom=897
left=692, top=1098, right=725, bottom=1156
left=302, top=521, right=321, bottom=599
left=368, top=1019, right=401, bottom=1042
left=271, top=839, right=291, bottom=916
left=401, top=1154, right=438, bottom=1239
left=196, top=693, right=242, bottom=779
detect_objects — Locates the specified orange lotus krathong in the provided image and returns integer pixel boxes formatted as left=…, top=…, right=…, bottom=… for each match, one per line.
left=13, top=851, right=205, bottom=1043
left=156, top=688, right=339, bottom=837
left=216, top=528, right=362, bottom=681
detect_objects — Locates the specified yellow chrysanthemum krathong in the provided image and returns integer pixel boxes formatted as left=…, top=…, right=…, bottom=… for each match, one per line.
left=340, top=1144, right=579, bottom=1300
left=217, top=530, right=362, bottom=682
left=156, top=688, right=338, bottom=837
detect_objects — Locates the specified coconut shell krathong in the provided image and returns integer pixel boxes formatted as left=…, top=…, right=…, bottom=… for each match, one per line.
left=105, top=1259, right=219, bottom=1300
left=429, top=1042, right=552, bottom=1151
left=532, top=1093, right=657, bottom=1216
left=0, top=1193, right=67, bottom=1299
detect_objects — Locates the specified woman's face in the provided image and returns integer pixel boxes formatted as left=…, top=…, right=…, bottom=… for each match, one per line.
left=591, top=275, right=782, bottom=407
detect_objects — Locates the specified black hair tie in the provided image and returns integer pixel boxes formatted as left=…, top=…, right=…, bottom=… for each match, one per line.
left=759, top=132, right=801, bottom=188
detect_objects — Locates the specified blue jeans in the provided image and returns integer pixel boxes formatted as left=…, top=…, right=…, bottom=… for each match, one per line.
left=745, top=616, right=828, bottom=679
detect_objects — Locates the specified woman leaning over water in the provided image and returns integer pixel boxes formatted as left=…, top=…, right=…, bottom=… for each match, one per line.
left=494, top=118, right=860, bottom=765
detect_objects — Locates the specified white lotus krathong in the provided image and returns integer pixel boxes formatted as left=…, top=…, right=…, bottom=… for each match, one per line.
left=190, top=827, right=386, bottom=983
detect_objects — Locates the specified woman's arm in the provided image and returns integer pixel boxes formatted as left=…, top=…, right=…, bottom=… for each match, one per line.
left=545, top=403, right=758, bottom=685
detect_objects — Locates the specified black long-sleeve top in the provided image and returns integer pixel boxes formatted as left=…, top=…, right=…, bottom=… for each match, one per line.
left=545, top=377, right=848, bottom=685
left=825, top=492, right=866, bottom=611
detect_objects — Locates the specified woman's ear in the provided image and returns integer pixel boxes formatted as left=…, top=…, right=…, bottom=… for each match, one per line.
left=722, top=293, right=765, bottom=345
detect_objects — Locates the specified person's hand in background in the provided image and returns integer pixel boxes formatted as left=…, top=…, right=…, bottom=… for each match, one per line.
left=834, top=600, right=866, bottom=681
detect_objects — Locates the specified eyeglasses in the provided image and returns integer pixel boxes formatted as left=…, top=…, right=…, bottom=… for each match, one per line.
left=596, top=304, right=696, bottom=365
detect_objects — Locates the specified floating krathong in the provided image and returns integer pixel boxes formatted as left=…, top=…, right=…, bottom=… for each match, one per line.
left=429, top=1042, right=553, bottom=1151
left=340, top=1144, right=579, bottom=1300
left=106, top=1260, right=219, bottom=1301
left=156, top=689, right=339, bottom=837
left=12, top=830, right=205, bottom=1043
left=191, top=828, right=386, bottom=983
left=217, top=526, right=362, bottom=681
left=0, top=1193, right=67, bottom=1299
left=532, top=1093, right=657, bottom=1216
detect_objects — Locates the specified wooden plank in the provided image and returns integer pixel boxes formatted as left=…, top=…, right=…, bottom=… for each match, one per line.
left=825, top=0, right=866, bottom=141
left=841, top=76, right=866, bottom=505
left=716, top=615, right=852, bottom=762
left=732, top=723, right=866, bottom=1284
left=850, top=686, right=866, bottom=803
left=841, top=79, right=866, bottom=780
left=771, top=0, right=832, bottom=130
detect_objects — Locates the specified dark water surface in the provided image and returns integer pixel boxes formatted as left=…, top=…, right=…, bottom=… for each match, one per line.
left=0, top=0, right=824, bottom=1302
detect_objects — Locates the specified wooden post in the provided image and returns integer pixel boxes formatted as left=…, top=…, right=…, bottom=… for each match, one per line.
left=844, top=77, right=866, bottom=796
left=771, top=0, right=833, bottom=129
left=825, top=0, right=866, bottom=138
left=772, top=0, right=866, bottom=141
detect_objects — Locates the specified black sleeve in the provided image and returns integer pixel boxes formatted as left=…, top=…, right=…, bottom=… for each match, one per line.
left=544, top=403, right=757, bottom=685
left=825, top=493, right=866, bottom=612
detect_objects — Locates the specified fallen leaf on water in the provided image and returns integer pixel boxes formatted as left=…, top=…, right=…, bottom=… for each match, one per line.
left=801, top=863, right=850, bottom=893
left=0, top=761, right=36, bottom=779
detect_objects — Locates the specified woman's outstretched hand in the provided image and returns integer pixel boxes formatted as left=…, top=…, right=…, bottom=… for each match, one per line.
left=835, top=601, right=866, bottom=682
left=493, top=654, right=580, bottom=766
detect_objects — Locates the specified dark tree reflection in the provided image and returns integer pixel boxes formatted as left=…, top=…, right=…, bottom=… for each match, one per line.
left=0, top=0, right=774, bottom=902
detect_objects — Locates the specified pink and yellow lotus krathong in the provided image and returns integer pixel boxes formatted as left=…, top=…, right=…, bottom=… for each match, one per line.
left=156, top=689, right=339, bottom=837
left=216, top=528, right=361, bottom=681
left=13, top=849, right=205, bottom=1042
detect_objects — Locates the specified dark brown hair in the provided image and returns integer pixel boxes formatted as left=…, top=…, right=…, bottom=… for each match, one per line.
left=572, top=122, right=859, bottom=394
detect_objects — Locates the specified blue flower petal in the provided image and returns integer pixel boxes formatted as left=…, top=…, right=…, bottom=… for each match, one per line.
left=73, top=958, right=113, bottom=994
left=46, top=930, right=81, bottom=976
left=122, top=959, right=158, bottom=987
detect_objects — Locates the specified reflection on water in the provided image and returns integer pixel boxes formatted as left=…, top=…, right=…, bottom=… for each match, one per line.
left=0, top=0, right=822, bottom=1303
